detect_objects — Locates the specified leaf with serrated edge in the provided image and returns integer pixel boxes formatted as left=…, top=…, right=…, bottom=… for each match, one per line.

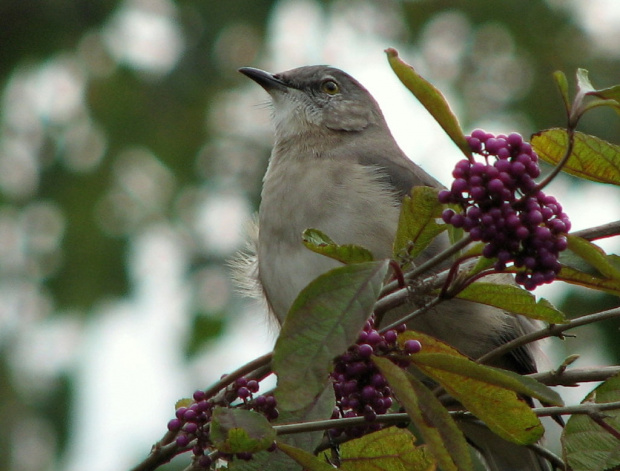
left=562, top=372, right=620, bottom=471
left=339, top=427, right=435, bottom=471
left=276, top=442, right=338, bottom=471
left=393, top=186, right=447, bottom=262
left=532, top=129, right=620, bottom=185
left=211, top=408, right=276, bottom=454
left=567, top=235, right=620, bottom=280
left=455, top=282, right=566, bottom=323
left=373, top=356, right=471, bottom=471
left=175, top=397, right=193, bottom=410
left=400, top=332, right=545, bottom=445
left=386, top=48, right=470, bottom=158
left=273, top=260, right=389, bottom=411
left=557, top=265, right=620, bottom=296
left=303, top=228, right=374, bottom=264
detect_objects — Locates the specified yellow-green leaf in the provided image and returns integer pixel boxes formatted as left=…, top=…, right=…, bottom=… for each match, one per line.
left=401, top=332, right=545, bottom=445
left=567, top=235, right=620, bottom=280
left=211, top=407, right=276, bottom=454
left=531, top=129, right=620, bottom=185
left=455, top=282, right=566, bottom=323
left=386, top=48, right=470, bottom=158
left=340, top=427, right=435, bottom=471
left=175, top=397, right=193, bottom=410
left=276, top=442, right=338, bottom=471
left=303, top=228, right=374, bottom=264
left=393, top=186, right=447, bottom=262
left=373, top=356, right=471, bottom=471
left=557, top=265, right=620, bottom=296
left=585, top=77, right=620, bottom=115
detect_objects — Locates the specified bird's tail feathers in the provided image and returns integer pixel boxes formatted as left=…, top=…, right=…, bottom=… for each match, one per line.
left=460, top=422, right=550, bottom=471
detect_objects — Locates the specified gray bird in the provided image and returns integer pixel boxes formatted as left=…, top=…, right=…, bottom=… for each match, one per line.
left=236, top=64, right=549, bottom=471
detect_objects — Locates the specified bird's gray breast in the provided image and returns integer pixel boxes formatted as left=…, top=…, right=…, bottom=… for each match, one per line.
left=257, top=154, right=401, bottom=321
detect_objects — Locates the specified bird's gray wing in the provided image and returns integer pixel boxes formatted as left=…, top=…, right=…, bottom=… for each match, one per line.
left=342, top=125, right=444, bottom=197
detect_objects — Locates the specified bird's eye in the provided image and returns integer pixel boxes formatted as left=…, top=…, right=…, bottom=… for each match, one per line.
left=321, top=80, right=340, bottom=95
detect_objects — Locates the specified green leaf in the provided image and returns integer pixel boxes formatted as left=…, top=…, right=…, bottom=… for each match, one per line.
left=588, top=83, right=620, bottom=102
left=454, top=281, right=566, bottom=323
left=273, top=260, right=390, bottom=411
left=211, top=407, right=276, bottom=454
left=276, top=443, right=337, bottom=471
left=302, top=228, right=374, bottom=264
left=562, top=372, right=620, bottom=471
left=556, top=265, right=620, bottom=296
left=553, top=70, right=571, bottom=115
left=393, top=186, right=447, bottom=262
left=340, top=427, right=435, bottom=471
left=402, top=332, right=546, bottom=445
left=575, top=68, right=595, bottom=94
left=587, top=84, right=620, bottom=114
left=581, top=96, right=620, bottom=116
left=385, top=47, right=470, bottom=158
left=567, top=235, right=620, bottom=280
left=275, top=384, right=335, bottom=454
left=408, top=352, right=562, bottom=407
left=531, top=129, right=620, bottom=185
left=463, top=246, right=497, bottom=277
left=373, top=356, right=472, bottom=471
left=175, top=397, right=193, bottom=410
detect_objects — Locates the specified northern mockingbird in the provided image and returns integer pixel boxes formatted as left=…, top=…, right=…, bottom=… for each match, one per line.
left=237, top=64, right=549, bottom=471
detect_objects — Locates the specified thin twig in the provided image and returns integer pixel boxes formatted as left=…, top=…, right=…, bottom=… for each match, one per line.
left=536, top=128, right=576, bottom=193
left=531, top=365, right=620, bottom=387
left=380, top=235, right=473, bottom=297
left=533, top=400, right=620, bottom=417
left=129, top=442, right=185, bottom=471
left=378, top=296, right=444, bottom=333
left=571, top=220, right=620, bottom=242
left=476, top=306, right=620, bottom=365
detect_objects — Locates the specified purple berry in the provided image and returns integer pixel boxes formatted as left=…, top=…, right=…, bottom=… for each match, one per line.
left=404, top=340, right=422, bottom=354
left=247, top=380, right=260, bottom=393
left=384, top=330, right=398, bottom=344
left=167, top=418, right=182, bottom=431
left=176, top=434, right=191, bottom=447
left=358, top=344, right=374, bottom=358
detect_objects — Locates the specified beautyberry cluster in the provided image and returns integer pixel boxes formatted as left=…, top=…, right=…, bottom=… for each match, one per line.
left=330, top=316, right=421, bottom=438
left=439, top=130, right=571, bottom=290
left=166, top=377, right=277, bottom=468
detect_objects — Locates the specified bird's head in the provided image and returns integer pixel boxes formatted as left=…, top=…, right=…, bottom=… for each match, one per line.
left=239, top=65, right=385, bottom=139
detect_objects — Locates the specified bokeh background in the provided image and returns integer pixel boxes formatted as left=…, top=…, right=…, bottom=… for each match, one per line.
left=1, top=1, right=620, bottom=470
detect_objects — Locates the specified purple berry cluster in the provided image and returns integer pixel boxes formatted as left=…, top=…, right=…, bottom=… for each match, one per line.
left=166, top=377, right=276, bottom=468
left=439, top=130, right=571, bottom=290
left=330, top=316, right=421, bottom=438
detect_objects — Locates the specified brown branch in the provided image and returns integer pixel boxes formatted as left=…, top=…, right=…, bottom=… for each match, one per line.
left=571, top=220, right=620, bottom=242
left=129, top=442, right=185, bottom=471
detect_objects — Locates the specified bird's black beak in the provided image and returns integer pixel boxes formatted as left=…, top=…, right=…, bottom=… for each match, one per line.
left=239, top=67, right=289, bottom=93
